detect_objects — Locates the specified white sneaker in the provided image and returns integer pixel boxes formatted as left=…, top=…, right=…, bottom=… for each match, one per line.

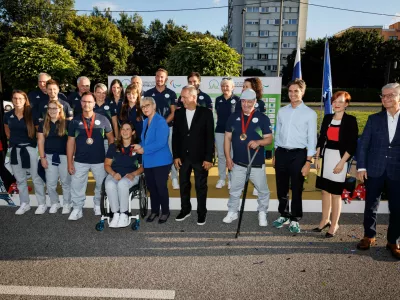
left=228, top=181, right=231, bottom=189
left=258, top=211, right=268, bottom=227
left=109, top=212, right=120, bottom=228
left=49, top=203, right=61, bottom=214
left=223, top=211, right=238, bottom=223
left=62, top=203, right=71, bottom=215
left=216, top=180, right=226, bottom=189
left=68, top=208, right=83, bottom=221
left=94, top=205, right=101, bottom=216
left=117, top=213, right=130, bottom=228
left=15, top=203, right=31, bottom=215
left=35, top=205, right=47, bottom=215
left=253, top=189, right=259, bottom=196
left=172, top=178, right=179, bottom=190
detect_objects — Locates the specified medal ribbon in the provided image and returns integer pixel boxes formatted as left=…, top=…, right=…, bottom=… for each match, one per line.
left=82, top=113, right=95, bottom=140
left=241, top=110, right=255, bottom=136
left=121, top=145, right=135, bottom=156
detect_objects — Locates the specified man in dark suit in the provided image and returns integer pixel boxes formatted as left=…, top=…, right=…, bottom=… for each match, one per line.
left=172, top=85, right=214, bottom=225
left=356, top=83, right=400, bottom=259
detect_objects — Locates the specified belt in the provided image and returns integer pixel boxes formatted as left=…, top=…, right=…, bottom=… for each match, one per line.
left=236, top=162, right=262, bottom=169
left=277, top=147, right=306, bottom=152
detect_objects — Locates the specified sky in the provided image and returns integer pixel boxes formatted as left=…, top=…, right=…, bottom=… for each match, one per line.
left=74, top=0, right=400, bottom=39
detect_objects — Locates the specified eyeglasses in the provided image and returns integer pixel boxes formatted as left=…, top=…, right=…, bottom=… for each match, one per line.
left=222, top=77, right=232, bottom=80
left=141, top=104, right=152, bottom=110
left=380, top=93, right=399, bottom=100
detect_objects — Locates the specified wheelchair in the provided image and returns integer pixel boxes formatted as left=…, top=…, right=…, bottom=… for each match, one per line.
left=95, top=174, right=148, bottom=231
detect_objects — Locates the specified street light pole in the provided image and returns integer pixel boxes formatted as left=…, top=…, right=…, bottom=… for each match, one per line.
left=241, top=8, right=246, bottom=76
left=276, top=0, right=284, bottom=77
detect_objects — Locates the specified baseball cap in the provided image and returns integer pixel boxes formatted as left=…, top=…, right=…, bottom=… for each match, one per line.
left=240, top=89, right=256, bottom=100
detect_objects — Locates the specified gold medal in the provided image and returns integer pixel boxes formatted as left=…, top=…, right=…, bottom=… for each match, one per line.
left=240, top=133, right=247, bottom=141
left=86, top=138, right=94, bottom=145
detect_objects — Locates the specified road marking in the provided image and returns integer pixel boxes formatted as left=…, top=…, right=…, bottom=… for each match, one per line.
left=0, top=285, right=175, bottom=299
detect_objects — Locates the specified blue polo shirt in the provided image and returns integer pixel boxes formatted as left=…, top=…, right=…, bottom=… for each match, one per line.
left=176, top=90, right=213, bottom=110
left=38, top=120, right=69, bottom=155
left=117, top=102, right=143, bottom=142
left=67, top=91, right=83, bottom=115
left=36, top=99, right=73, bottom=122
left=215, top=94, right=240, bottom=133
left=143, top=87, right=177, bottom=126
left=28, top=90, right=68, bottom=116
left=106, top=143, right=141, bottom=177
left=226, top=111, right=272, bottom=166
left=4, top=109, right=37, bottom=146
left=235, top=99, right=266, bottom=113
left=94, top=100, right=117, bottom=139
left=68, top=113, right=112, bottom=164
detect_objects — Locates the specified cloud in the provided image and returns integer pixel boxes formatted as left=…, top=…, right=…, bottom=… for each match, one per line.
left=92, top=1, right=120, bottom=11
left=213, top=0, right=221, bottom=5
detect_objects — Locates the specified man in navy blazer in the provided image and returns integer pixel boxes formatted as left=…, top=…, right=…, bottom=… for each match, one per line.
left=356, top=83, right=400, bottom=259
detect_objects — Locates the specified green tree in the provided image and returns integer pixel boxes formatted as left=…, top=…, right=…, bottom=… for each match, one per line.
left=60, top=15, right=134, bottom=82
left=166, top=37, right=241, bottom=76
left=217, top=25, right=229, bottom=44
left=0, top=37, right=79, bottom=90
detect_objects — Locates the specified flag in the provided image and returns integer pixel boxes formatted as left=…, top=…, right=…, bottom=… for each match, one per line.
left=292, top=43, right=302, bottom=80
left=322, top=39, right=332, bottom=115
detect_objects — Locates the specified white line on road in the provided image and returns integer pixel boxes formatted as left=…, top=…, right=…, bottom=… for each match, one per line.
left=0, top=285, right=175, bottom=299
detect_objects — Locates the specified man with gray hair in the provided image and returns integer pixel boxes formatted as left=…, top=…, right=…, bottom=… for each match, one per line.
left=131, top=75, right=143, bottom=96
left=67, top=76, right=91, bottom=115
left=223, top=88, right=272, bottom=227
left=28, top=72, right=68, bottom=114
left=356, top=82, right=400, bottom=259
left=172, top=85, right=214, bottom=225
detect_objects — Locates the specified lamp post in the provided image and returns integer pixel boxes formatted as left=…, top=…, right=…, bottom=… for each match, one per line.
left=276, top=0, right=284, bottom=77
left=241, top=8, right=246, bottom=76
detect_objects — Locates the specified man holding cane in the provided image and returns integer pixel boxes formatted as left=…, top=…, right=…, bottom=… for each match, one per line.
left=223, top=89, right=272, bottom=226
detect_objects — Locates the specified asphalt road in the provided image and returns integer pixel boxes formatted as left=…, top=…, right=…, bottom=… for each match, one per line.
left=0, top=207, right=399, bottom=300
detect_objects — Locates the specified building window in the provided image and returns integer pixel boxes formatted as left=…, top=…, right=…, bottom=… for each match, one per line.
left=258, top=54, right=268, bottom=60
left=245, top=42, right=258, bottom=48
left=247, top=6, right=259, bottom=13
left=268, top=54, right=278, bottom=60
left=269, top=31, right=279, bottom=37
left=267, top=19, right=280, bottom=25
left=259, top=30, right=269, bottom=37
left=267, top=65, right=277, bottom=71
left=282, top=43, right=296, bottom=48
left=258, top=66, right=267, bottom=71
left=246, top=20, right=259, bottom=25
left=284, top=7, right=298, bottom=13
left=246, top=31, right=258, bottom=37
left=245, top=54, right=258, bottom=60
left=283, top=31, right=297, bottom=37
left=283, top=19, right=298, bottom=25
left=388, top=36, right=398, bottom=40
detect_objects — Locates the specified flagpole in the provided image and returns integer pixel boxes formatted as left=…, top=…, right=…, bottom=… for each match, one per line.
left=319, top=36, right=327, bottom=131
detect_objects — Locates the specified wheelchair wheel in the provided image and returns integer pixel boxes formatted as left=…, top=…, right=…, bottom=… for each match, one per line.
left=131, top=218, right=140, bottom=231
left=95, top=220, right=105, bottom=231
left=100, top=179, right=107, bottom=217
left=139, top=176, right=148, bottom=218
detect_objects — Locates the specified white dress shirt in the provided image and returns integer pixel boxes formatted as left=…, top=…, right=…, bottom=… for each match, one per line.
left=186, top=108, right=196, bottom=130
left=387, top=110, right=400, bottom=143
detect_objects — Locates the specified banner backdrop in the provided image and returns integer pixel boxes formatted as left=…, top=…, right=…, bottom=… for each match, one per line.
left=108, top=76, right=282, bottom=149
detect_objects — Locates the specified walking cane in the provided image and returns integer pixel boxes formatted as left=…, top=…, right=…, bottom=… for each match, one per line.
left=235, top=146, right=260, bottom=238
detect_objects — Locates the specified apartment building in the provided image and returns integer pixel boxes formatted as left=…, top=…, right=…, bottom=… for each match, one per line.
left=335, top=22, right=400, bottom=41
left=228, top=0, right=309, bottom=76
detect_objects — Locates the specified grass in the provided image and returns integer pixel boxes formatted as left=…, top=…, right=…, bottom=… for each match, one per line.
left=316, top=110, right=375, bottom=135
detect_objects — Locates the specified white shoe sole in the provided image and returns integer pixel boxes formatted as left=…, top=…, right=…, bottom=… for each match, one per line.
left=15, top=208, right=30, bottom=215
left=175, top=213, right=191, bottom=222
left=223, top=216, right=238, bottom=224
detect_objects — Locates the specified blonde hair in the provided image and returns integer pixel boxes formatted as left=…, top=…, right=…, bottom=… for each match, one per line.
left=42, top=100, right=67, bottom=137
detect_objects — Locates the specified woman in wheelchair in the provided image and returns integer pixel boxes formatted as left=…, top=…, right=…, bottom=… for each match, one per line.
left=104, top=121, right=144, bottom=228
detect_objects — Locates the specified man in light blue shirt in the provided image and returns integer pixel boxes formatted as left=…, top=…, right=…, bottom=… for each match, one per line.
left=272, top=79, right=317, bottom=233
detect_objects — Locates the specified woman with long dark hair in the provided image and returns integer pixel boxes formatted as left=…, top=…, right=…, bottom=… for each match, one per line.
left=104, top=121, right=144, bottom=228
left=4, top=90, right=46, bottom=215
left=37, top=100, right=71, bottom=215
left=108, top=79, right=124, bottom=106
left=118, top=84, right=143, bottom=141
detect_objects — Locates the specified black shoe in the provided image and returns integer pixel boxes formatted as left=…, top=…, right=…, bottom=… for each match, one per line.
left=325, top=225, right=339, bottom=238
left=175, top=211, right=191, bottom=222
left=197, top=214, right=206, bottom=226
left=312, top=222, right=331, bottom=232
left=146, top=213, right=158, bottom=222
left=158, top=212, right=170, bottom=224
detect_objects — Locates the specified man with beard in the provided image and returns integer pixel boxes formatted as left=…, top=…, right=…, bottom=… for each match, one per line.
left=143, top=68, right=179, bottom=189
left=177, top=72, right=212, bottom=110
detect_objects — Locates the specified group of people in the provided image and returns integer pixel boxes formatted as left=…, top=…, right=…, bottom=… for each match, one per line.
left=3, top=69, right=399, bottom=259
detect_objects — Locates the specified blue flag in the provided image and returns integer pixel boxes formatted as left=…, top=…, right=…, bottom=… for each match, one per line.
left=292, top=43, right=302, bottom=80
left=322, top=39, right=332, bottom=115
